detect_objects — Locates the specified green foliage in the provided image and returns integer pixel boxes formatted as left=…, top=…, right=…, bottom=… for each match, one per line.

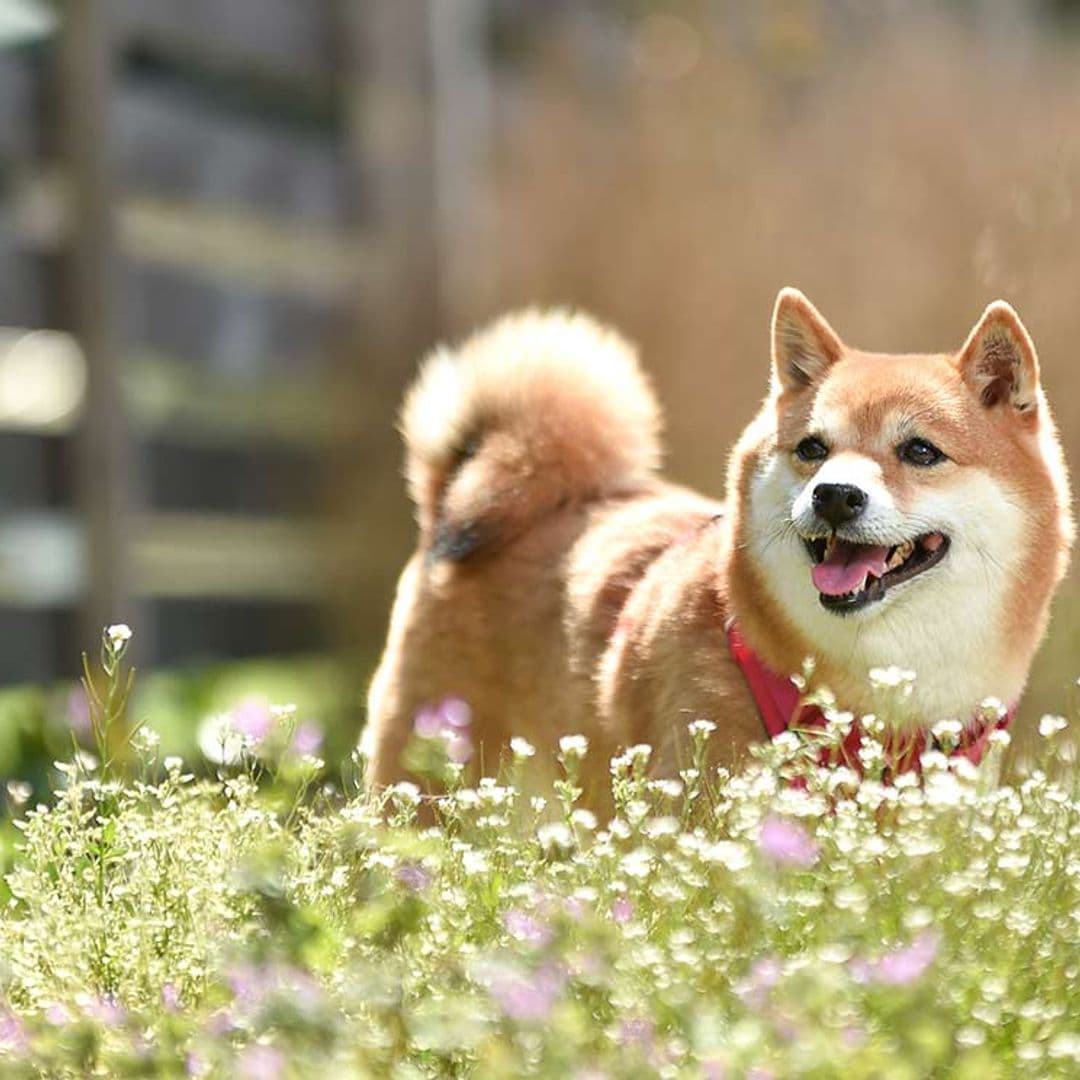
left=0, top=645, right=1077, bottom=1075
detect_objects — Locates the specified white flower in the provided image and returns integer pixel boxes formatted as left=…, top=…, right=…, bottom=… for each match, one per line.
left=390, top=783, right=421, bottom=807
left=570, top=808, right=597, bottom=831
left=558, top=734, right=589, bottom=760
left=74, top=750, right=98, bottom=773
left=5, top=780, right=31, bottom=805
left=510, top=737, right=536, bottom=759
left=642, top=815, right=680, bottom=840
left=687, top=719, right=716, bottom=739
left=1048, top=1033, right=1080, bottom=1061
left=825, top=710, right=855, bottom=735
left=461, top=849, right=491, bottom=875
left=197, top=713, right=247, bottom=765
left=1039, top=714, right=1067, bottom=738
left=537, top=822, right=574, bottom=857
left=647, top=778, right=684, bottom=800
left=869, top=665, right=916, bottom=690
left=620, top=847, right=653, bottom=878
left=988, top=729, right=1012, bottom=749
left=771, top=731, right=801, bottom=756
left=861, top=713, right=885, bottom=737
left=701, top=840, right=751, bottom=871
left=924, top=771, right=964, bottom=807
left=131, top=727, right=160, bottom=752
left=919, top=750, right=950, bottom=773
left=163, top=756, right=184, bottom=772
left=827, top=766, right=860, bottom=791
left=932, top=719, right=963, bottom=742
left=106, top=623, right=132, bottom=648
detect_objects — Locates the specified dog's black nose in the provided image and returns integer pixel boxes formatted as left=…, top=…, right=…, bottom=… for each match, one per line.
left=812, top=483, right=867, bottom=527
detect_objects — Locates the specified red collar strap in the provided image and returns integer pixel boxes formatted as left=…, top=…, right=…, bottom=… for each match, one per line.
left=725, top=621, right=1011, bottom=775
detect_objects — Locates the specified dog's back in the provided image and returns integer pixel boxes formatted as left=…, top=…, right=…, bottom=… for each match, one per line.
left=364, top=311, right=697, bottom=798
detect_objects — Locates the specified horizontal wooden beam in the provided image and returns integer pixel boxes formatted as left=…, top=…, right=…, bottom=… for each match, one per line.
left=12, top=173, right=366, bottom=301
left=0, top=511, right=325, bottom=605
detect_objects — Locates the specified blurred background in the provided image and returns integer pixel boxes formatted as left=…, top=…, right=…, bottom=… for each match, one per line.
left=0, top=0, right=1077, bottom=781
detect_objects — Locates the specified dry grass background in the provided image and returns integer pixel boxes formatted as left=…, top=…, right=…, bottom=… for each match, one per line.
left=360, top=7, right=1080, bottom=749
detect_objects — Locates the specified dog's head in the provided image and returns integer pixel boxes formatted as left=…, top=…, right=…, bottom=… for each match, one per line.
left=729, top=289, right=1073, bottom=722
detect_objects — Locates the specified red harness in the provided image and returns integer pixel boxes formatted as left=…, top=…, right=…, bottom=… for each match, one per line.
left=725, top=622, right=1010, bottom=774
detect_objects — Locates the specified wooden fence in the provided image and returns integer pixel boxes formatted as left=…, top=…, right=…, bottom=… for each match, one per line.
left=0, top=0, right=494, bottom=683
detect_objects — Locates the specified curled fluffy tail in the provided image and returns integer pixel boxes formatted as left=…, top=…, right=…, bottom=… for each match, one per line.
left=401, top=309, right=663, bottom=560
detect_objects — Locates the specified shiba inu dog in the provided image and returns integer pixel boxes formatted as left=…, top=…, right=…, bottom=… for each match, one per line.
left=365, top=289, right=1072, bottom=802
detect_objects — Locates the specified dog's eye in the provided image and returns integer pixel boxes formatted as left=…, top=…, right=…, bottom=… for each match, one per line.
left=794, top=437, right=829, bottom=462
left=899, top=438, right=945, bottom=467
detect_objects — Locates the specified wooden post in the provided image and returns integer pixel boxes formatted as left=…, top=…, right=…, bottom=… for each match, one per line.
left=429, top=0, right=494, bottom=332
left=60, top=2, right=136, bottom=657
left=329, top=2, right=441, bottom=680
left=331, top=2, right=492, bottom=723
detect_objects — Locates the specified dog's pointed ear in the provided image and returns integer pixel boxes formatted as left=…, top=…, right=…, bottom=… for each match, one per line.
left=956, top=301, right=1040, bottom=413
left=771, top=288, right=844, bottom=393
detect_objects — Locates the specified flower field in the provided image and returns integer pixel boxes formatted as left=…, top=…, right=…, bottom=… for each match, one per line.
left=0, top=635, right=1077, bottom=1077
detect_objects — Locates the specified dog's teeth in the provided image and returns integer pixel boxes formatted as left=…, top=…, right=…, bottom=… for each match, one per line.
left=886, top=540, right=915, bottom=571
left=824, top=535, right=837, bottom=559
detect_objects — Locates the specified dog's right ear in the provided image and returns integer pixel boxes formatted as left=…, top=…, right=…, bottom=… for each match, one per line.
left=771, top=287, right=844, bottom=393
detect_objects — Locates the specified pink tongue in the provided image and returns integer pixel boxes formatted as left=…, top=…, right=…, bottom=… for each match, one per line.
left=811, top=539, right=890, bottom=596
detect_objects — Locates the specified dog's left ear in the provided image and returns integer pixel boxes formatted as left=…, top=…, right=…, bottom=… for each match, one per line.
left=771, top=287, right=844, bottom=393
left=956, top=301, right=1040, bottom=413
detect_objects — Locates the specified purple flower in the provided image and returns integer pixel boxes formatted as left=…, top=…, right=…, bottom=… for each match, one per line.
left=161, top=983, right=180, bottom=1012
left=850, top=931, right=939, bottom=986
left=757, top=816, right=819, bottom=868
left=66, top=686, right=91, bottom=735
left=45, top=1003, right=72, bottom=1026
left=414, top=698, right=472, bottom=737
left=439, top=697, right=472, bottom=729
left=874, top=931, right=939, bottom=985
left=0, top=1011, right=26, bottom=1053
left=413, top=705, right=443, bottom=739
left=396, top=861, right=432, bottom=893
left=569, top=950, right=605, bottom=981
left=611, top=895, right=634, bottom=924
left=618, top=1016, right=655, bottom=1054
left=734, top=955, right=782, bottom=1008
left=239, top=1044, right=284, bottom=1080
left=205, top=1009, right=235, bottom=1036
left=445, top=729, right=473, bottom=764
left=186, top=1052, right=209, bottom=1077
left=841, top=1024, right=866, bottom=1048
left=82, top=995, right=125, bottom=1025
left=291, top=721, right=323, bottom=756
left=504, top=909, right=553, bottom=949
left=702, top=1058, right=727, bottom=1080
left=413, top=698, right=474, bottom=761
left=226, top=964, right=264, bottom=1010
left=563, top=896, right=588, bottom=921
left=487, top=962, right=566, bottom=1022
left=230, top=697, right=273, bottom=742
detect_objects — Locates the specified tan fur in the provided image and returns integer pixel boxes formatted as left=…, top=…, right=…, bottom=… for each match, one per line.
left=366, top=293, right=1072, bottom=803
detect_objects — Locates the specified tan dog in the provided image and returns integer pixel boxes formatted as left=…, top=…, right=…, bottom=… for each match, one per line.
left=365, top=290, right=1072, bottom=802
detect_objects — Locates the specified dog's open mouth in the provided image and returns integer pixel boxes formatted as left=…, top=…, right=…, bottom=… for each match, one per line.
left=803, top=532, right=950, bottom=613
